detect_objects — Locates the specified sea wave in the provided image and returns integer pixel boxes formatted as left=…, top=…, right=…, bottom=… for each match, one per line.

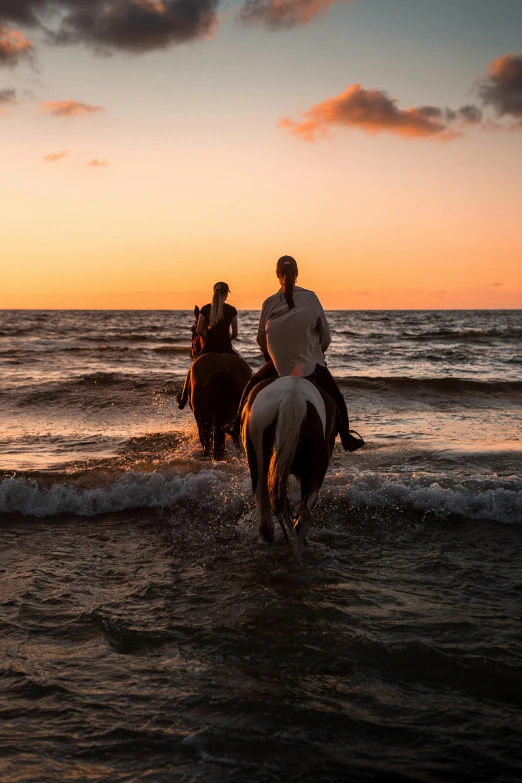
left=338, top=376, right=522, bottom=394
left=8, top=372, right=182, bottom=406
left=406, top=328, right=522, bottom=342
left=1, top=469, right=520, bottom=523
left=7, top=372, right=522, bottom=403
left=0, top=344, right=190, bottom=355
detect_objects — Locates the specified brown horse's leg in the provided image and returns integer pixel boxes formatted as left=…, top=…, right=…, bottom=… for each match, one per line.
left=209, top=369, right=235, bottom=461
left=198, top=421, right=211, bottom=456
left=176, top=371, right=191, bottom=410
left=193, top=394, right=212, bottom=456
left=212, top=419, right=226, bottom=461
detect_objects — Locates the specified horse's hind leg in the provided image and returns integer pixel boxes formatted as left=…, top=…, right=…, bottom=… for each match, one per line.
left=295, top=464, right=326, bottom=557
left=255, top=481, right=274, bottom=543
left=196, top=416, right=211, bottom=457
left=295, top=489, right=318, bottom=558
left=212, top=419, right=226, bottom=461
left=245, top=430, right=274, bottom=543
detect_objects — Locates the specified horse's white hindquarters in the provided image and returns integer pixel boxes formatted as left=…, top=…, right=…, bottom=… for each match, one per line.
left=247, top=376, right=326, bottom=445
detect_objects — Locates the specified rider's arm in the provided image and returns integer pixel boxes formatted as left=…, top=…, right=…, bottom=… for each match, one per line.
left=196, top=314, right=207, bottom=337
left=256, top=301, right=269, bottom=355
left=230, top=316, right=238, bottom=340
left=317, top=300, right=331, bottom=353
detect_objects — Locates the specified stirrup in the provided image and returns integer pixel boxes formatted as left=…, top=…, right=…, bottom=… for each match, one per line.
left=345, top=429, right=365, bottom=452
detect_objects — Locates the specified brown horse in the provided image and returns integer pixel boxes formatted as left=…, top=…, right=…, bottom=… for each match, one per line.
left=187, top=307, right=252, bottom=461
left=242, top=375, right=336, bottom=557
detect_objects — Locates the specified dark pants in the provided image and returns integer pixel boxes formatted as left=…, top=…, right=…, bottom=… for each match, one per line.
left=237, top=360, right=350, bottom=441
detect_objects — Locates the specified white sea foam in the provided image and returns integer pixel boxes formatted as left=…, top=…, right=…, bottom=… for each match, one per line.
left=322, top=472, right=522, bottom=524
left=0, top=468, right=521, bottom=523
left=0, top=469, right=233, bottom=519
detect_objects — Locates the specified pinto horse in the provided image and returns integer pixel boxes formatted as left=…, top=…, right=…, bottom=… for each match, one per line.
left=242, top=375, right=337, bottom=557
left=187, top=307, right=251, bottom=461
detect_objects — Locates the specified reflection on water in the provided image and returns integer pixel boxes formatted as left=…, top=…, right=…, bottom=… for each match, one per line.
left=1, top=509, right=521, bottom=781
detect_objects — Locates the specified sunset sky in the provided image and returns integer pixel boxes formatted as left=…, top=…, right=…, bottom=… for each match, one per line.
left=2, top=0, right=522, bottom=309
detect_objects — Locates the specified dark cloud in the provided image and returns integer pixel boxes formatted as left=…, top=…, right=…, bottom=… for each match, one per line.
left=0, top=86, right=16, bottom=103
left=0, top=0, right=48, bottom=27
left=54, top=0, right=219, bottom=53
left=0, top=1, right=219, bottom=53
left=478, top=54, right=522, bottom=118
left=0, top=25, right=34, bottom=65
left=457, top=104, right=483, bottom=124
left=279, top=83, right=465, bottom=142
left=239, top=0, right=350, bottom=29
left=88, top=158, right=109, bottom=167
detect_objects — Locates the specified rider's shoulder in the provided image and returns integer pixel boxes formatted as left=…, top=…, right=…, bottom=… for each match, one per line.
left=294, top=286, right=321, bottom=304
left=224, top=302, right=237, bottom=317
left=261, top=291, right=281, bottom=310
left=261, top=286, right=319, bottom=311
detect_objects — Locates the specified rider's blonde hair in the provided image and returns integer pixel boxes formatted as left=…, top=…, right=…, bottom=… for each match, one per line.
left=208, top=282, right=229, bottom=328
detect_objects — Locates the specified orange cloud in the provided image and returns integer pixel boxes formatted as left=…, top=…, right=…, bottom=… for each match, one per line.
left=41, top=100, right=104, bottom=117
left=0, top=26, right=33, bottom=65
left=43, top=150, right=69, bottom=163
left=279, top=83, right=462, bottom=141
left=240, top=0, right=350, bottom=28
left=88, top=159, right=109, bottom=168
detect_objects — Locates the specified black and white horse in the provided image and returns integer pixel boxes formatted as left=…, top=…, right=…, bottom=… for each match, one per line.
left=242, top=376, right=336, bottom=557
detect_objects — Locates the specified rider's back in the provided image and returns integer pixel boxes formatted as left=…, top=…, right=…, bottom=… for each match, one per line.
left=257, top=286, right=331, bottom=377
left=200, top=302, right=237, bottom=354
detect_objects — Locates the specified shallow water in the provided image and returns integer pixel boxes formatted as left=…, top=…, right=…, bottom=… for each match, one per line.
left=1, top=309, right=521, bottom=780
left=2, top=507, right=522, bottom=782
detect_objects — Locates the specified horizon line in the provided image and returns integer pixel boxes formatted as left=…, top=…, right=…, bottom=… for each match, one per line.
left=1, top=308, right=521, bottom=313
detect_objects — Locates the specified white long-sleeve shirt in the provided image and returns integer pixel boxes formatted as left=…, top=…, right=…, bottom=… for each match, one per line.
left=256, top=286, right=331, bottom=377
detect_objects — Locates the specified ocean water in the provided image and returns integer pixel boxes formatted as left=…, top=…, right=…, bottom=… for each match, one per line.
left=1, top=309, right=521, bottom=782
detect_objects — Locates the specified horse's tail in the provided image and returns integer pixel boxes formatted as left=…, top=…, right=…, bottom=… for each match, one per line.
left=268, top=392, right=308, bottom=542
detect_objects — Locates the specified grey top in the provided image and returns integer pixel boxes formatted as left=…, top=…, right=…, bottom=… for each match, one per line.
left=256, top=286, right=331, bottom=377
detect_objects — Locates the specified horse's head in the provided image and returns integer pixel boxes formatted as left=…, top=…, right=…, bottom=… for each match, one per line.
left=191, top=305, right=204, bottom=359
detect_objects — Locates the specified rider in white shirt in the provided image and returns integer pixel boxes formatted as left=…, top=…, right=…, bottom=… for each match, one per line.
left=224, top=256, right=364, bottom=452
left=257, top=285, right=330, bottom=377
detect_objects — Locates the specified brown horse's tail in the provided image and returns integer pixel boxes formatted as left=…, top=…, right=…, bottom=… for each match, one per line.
left=268, top=392, right=308, bottom=543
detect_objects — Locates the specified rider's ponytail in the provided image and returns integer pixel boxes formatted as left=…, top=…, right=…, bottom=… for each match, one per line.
left=276, top=255, right=298, bottom=310
left=208, top=281, right=229, bottom=328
